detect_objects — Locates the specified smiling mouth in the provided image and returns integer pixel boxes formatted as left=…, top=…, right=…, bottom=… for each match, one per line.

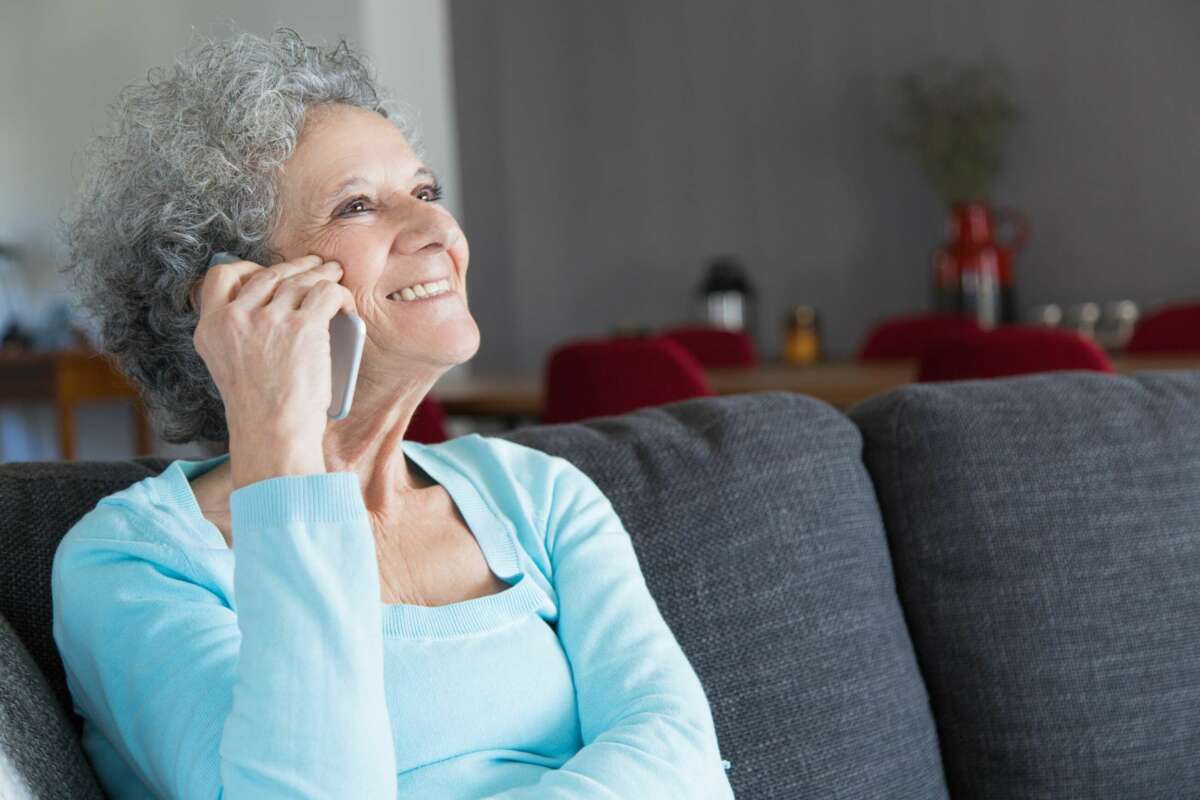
left=386, top=279, right=453, bottom=302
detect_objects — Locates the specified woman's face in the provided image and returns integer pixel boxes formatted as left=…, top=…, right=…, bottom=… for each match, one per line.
left=270, top=102, right=478, bottom=373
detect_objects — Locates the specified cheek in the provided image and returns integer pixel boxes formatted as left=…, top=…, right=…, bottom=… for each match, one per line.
left=308, top=228, right=380, bottom=276
left=451, top=235, right=470, bottom=275
left=304, top=225, right=355, bottom=256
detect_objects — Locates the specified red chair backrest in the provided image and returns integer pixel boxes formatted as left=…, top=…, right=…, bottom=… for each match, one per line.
left=917, top=325, right=1116, bottom=382
left=1124, top=303, right=1200, bottom=354
left=858, top=313, right=984, bottom=361
left=657, top=325, right=758, bottom=367
left=407, top=395, right=450, bottom=443
left=542, top=336, right=715, bottom=424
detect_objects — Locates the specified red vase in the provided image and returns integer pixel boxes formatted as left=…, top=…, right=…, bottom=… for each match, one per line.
left=932, top=202, right=1028, bottom=327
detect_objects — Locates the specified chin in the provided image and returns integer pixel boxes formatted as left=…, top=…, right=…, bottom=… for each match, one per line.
left=416, top=320, right=481, bottom=367
left=444, top=333, right=481, bottom=366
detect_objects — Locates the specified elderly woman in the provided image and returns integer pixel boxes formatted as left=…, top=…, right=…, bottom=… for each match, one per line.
left=51, top=27, right=733, bottom=800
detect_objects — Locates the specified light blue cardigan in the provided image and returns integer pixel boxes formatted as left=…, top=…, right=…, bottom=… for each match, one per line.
left=51, top=433, right=734, bottom=798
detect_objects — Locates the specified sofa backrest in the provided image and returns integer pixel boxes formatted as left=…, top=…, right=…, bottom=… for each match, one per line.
left=0, top=458, right=170, bottom=734
left=849, top=370, right=1200, bottom=798
left=0, top=459, right=162, bottom=800
left=502, top=392, right=949, bottom=799
left=0, top=391, right=949, bottom=800
left=0, top=612, right=104, bottom=799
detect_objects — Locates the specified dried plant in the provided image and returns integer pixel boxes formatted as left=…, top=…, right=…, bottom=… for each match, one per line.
left=888, top=58, right=1019, bottom=207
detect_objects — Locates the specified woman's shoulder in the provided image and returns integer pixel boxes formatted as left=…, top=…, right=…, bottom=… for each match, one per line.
left=53, top=466, right=203, bottom=580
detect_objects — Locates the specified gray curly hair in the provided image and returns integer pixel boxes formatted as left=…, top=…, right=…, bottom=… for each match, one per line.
left=59, top=27, right=421, bottom=448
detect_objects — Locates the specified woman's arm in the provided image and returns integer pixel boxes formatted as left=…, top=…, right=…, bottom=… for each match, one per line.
left=483, top=458, right=734, bottom=799
left=51, top=472, right=397, bottom=799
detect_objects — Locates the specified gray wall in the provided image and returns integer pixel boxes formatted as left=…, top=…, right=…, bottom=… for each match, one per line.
left=451, top=0, right=1200, bottom=374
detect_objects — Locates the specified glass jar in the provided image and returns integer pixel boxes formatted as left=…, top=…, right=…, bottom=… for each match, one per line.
left=783, top=306, right=820, bottom=365
left=696, top=257, right=756, bottom=336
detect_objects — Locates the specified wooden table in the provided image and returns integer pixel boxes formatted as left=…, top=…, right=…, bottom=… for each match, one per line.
left=433, top=355, right=1200, bottom=420
left=0, top=347, right=152, bottom=460
left=6, top=347, right=1194, bottom=457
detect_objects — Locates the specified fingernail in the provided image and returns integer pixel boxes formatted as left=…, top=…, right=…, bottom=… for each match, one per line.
left=326, top=261, right=341, bottom=269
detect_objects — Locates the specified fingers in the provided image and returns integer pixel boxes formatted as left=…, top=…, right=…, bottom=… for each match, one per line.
left=194, top=253, right=324, bottom=314
left=230, top=254, right=330, bottom=310
left=299, top=279, right=358, bottom=320
left=267, top=262, right=345, bottom=311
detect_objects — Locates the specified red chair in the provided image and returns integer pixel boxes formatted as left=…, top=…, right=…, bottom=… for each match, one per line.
left=858, top=313, right=984, bottom=361
left=917, top=325, right=1116, bottom=382
left=542, top=336, right=715, bottom=424
left=406, top=395, right=450, bottom=443
left=1124, top=302, right=1200, bottom=354
left=657, top=325, right=758, bottom=367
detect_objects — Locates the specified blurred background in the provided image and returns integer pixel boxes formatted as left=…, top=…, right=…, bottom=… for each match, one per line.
left=3, top=0, right=1199, bottom=462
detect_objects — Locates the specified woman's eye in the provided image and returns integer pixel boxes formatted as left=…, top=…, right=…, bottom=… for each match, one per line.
left=338, top=197, right=371, bottom=217
left=416, top=182, right=444, bottom=202
left=336, top=184, right=442, bottom=216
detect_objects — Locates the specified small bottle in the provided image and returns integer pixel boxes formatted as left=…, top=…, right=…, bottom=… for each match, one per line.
left=783, top=306, right=820, bottom=365
left=1027, top=304, right=1063, bottom=327
left=1099, top=300, right=1139, bottom=351
left=1064, top=302, right=1101, bottom=340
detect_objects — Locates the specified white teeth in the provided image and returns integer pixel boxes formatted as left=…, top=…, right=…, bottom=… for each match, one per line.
left=388, top=279, right=451, bottom=302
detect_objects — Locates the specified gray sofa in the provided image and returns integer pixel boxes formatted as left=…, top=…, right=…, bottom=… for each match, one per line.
left=2, top=371, right=1199, bottom=799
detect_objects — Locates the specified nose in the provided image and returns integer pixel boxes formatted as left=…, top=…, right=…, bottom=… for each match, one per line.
left=392, top=203, right=459, bottom=257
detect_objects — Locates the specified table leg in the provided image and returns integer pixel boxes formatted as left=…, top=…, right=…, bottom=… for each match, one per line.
left=132, top=397, right=152, bottom=456
left=55, top=399, right=75, bottom=461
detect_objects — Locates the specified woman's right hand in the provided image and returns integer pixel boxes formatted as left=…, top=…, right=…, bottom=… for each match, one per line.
left=190, top=253, right=357, bottom=472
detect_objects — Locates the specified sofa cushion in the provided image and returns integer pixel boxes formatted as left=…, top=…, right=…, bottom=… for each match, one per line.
left=849, top=370, right=1200, bottom=798
left=0, top=612, right=104, bottom=799
left=503, top=392, right=948, bottom=799
left=0, top=457, right=170, bottom=738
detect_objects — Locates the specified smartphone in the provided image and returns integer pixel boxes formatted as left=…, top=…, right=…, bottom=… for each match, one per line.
left=207, top=251, right=365, bottom=420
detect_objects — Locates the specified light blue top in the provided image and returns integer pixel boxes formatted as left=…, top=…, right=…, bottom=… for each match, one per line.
left=51, top=433, right=734, bottom=798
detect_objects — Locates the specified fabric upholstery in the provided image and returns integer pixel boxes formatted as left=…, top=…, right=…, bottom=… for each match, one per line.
left=916, top=325, right=1115, bottom=381
left=0, top=613, right=104, bottom=799
left=503, top=392, right=947, bottom=800
left=541, top=336, right=715, bottom=424
left=0, top=457, right=170, bottom=734
left=849, top=370, right=1200, bottom=798
left=657, top=325, right=759, bottom=367
left=408, top=394, right=450, bottom=443
left=1125, top=302, right=1200, bottom=353
left=858, top=312, right=983, bottom=361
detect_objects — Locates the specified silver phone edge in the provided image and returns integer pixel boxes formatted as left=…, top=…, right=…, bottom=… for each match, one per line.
left=328, top=312, right=366, bottom=420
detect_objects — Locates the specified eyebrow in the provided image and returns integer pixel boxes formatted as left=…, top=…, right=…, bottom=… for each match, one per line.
left=320, top=166, right=437, bottom=209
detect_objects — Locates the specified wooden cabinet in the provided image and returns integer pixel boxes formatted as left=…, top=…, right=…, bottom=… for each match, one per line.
left=0, top=347, right=151, bottom=460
